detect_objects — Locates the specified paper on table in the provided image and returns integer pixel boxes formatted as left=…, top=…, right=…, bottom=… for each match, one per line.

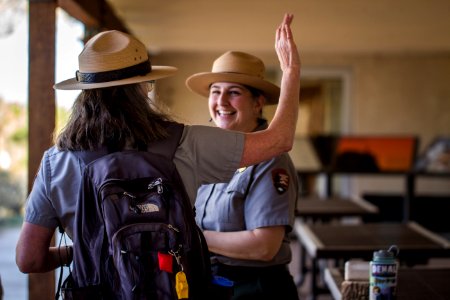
left=344, top=260, right=370, bottom=281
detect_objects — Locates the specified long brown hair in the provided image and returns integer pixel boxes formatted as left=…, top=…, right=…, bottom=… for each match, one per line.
left=56, top=83, right=172, bottom=151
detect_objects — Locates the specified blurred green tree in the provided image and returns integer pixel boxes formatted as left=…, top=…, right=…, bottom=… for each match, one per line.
left=0, top=98, right=27, bottom=217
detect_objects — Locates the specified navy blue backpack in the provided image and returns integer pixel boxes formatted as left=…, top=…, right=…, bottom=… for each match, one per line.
left=59, top=122, right=214, bottom=300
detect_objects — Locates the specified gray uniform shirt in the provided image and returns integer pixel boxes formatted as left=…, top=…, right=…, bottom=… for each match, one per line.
left=195, top=123, right=298, bottom=267
left=24, top=125, right=244, bottom=239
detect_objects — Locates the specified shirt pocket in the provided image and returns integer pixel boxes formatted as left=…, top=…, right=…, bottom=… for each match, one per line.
left=219, top=168, right=253, bottom=228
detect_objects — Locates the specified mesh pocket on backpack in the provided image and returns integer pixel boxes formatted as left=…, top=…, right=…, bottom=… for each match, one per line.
left=111, top=223, right=181, bottom=300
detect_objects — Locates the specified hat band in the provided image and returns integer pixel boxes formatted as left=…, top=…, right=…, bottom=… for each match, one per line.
left=75, top=60, right=152, bottom=83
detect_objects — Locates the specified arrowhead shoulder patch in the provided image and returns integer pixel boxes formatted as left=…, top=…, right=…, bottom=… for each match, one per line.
left=271, top=168, right=290, bottom=194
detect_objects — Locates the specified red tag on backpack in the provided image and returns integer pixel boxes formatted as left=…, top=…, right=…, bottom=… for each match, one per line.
left=158, top=252, right=173, bottom=273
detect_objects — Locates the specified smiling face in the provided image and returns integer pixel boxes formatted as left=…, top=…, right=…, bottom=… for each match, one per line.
left=208, top=82, right=264, bottom=132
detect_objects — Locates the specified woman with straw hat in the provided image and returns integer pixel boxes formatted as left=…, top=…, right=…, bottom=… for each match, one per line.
left=16, top=13, right=300, bottom=284
left=186, top=50, right=299, bottom=300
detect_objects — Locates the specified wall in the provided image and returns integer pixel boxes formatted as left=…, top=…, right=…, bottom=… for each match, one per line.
left=153, top=51, right=450, bottom=196
left=303, top=52, right=450, bottom=196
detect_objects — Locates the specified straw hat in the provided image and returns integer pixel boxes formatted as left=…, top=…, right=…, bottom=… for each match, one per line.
left=185, top=51, right=280, bottom=104
left=54, top=30, right=177, bottom=90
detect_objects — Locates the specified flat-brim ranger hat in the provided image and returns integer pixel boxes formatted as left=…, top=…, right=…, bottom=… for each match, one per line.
left=185, top=51, right=280, bottom=105
left=54, top=30, right=177, bottom=90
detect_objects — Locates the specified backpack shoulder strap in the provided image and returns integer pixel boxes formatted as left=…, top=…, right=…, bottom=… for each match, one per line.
left=148, top=121, right=184, bottom=160
left=72, top=121, right=183, bottom=164
left=73, top=147, right=109, bottom=166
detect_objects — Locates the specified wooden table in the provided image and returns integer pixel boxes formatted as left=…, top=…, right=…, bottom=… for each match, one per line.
left=296, top=196, right=378, bottom=222
left=294, top=221, right=450, bottom=300
left=294, top=196, right=378, bottom=286
left=324, top=267, right=450, bottom=300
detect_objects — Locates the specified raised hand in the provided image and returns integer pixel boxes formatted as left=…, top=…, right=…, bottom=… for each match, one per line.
left=275, top=13, right=301, bottom=73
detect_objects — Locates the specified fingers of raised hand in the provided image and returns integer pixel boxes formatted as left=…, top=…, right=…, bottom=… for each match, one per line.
left=275, top=14, right=300, bottom=70
left=276, top=14, right=291, bottom=40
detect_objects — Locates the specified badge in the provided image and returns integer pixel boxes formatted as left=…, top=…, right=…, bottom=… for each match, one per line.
left=237, top=167, right=247, bottom=173
left=271, top=168, right=289, bottom=194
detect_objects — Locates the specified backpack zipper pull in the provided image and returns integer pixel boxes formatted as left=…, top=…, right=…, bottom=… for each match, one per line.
left=168, top=224, right=180, bottom=232
left=148, top=178, right=164, bottom=194
left=169, top=247, right=189, bottom=299
left=175, top=271, right=189, bottom=299
left=123, top=192, right=136, bottom=199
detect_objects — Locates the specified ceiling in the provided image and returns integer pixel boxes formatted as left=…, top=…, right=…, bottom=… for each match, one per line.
left=105, top=0, right=450, bottom=55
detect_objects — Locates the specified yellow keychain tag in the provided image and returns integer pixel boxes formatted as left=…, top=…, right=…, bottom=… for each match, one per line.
left=175, top=271, right=189, bottom=299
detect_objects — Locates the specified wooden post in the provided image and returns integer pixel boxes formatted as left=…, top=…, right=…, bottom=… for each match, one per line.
left=26, top=1, right=128, bottom=298
left=28, top=0, right=56, bottom=299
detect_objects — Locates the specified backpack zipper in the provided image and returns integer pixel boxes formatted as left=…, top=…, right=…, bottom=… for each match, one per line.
left=148, top=177, right=164, bottom=194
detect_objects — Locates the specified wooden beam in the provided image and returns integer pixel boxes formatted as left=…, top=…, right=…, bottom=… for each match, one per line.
left=58, top=0, right=129, bottom=37
left=28, top=0, right=57, bottom=299
left=57, top=0, right=98, bottom=28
